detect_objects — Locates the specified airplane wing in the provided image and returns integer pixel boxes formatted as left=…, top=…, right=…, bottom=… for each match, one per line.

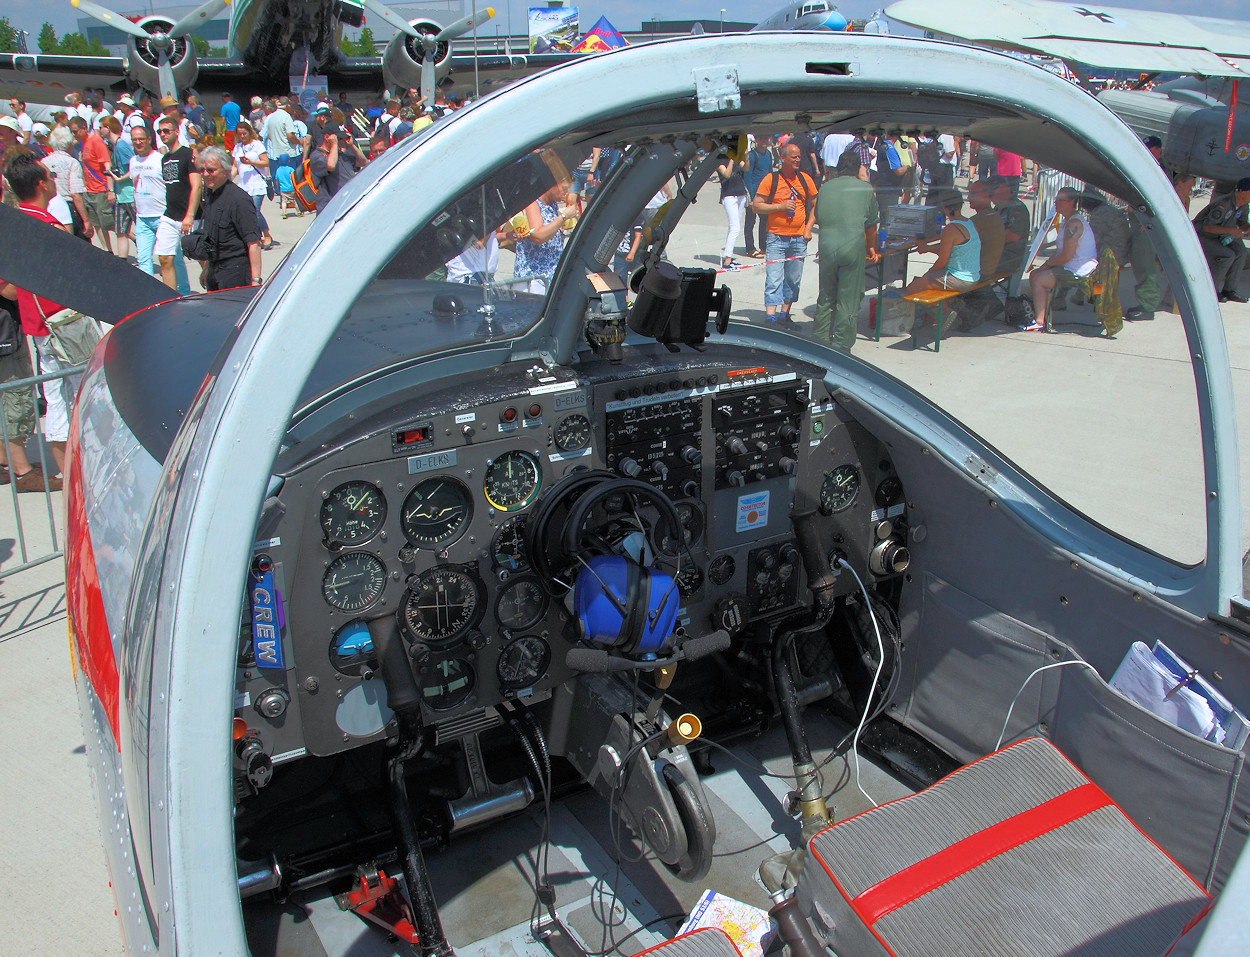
left=0, top=52, right=257, bottom=103
left=886, top=0, right=1250, bottom=77
left=0, top=53, right=130, bottom=101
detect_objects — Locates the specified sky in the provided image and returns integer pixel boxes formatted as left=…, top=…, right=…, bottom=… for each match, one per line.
left=4, top=0, right=1245, bottom=45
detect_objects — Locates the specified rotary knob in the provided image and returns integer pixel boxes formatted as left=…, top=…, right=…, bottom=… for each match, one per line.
left=681, top=445, right=702, bottom=465
left=726, top=437, right=747, bottom=456
left=619, top=457, right=643, bottom=478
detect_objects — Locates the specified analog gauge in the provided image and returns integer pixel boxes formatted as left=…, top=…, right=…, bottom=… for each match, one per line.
left=483, top=450, right=542, bottom=512
left=491, top=517, right=530, bottom=572
left=495, top=577, right=548, bottom=631
left=708, top=555, right=736, bottom=586
left=496, top=635, right=552, bottom=692
left=875, top=476, right=904, bottom=509
left=401, top=478, right=472, bottom=546
left=675, top=565, right=704, bottom=598
left=329, top=620, right=377, bottom=677
left=820, top=464, right=861, bottom=515
left=322, top=553, right=387, bottom=612
left=661, top=501, right=705, bottom=555
left=400, top=567, right=485, bottom=647
left=554, top=414, right=592, bottom=452
left=320, top=480, right=387, bottom=545
left=418, top=656, right=476, bottom=711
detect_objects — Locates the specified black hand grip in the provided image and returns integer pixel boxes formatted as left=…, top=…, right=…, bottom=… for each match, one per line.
left=367, top=615, right=424, bottom=717
left=680, top=630, right=731, bottom=662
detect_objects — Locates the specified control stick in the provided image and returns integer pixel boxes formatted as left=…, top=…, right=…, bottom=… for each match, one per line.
left=367, top=615, right=455, bottom=957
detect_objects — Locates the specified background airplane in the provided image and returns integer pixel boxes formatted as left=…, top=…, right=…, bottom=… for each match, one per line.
left=0, top=0, right=564, bottom=108
left=886, top=0, right=1250, bottom=186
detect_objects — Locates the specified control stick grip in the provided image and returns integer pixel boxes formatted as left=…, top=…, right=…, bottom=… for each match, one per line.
left=367, top=615, right=424, bottom=717
left=680, top=630, right=731, bottom=662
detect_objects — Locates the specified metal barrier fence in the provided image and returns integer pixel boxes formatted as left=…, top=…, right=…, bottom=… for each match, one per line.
left=0, top=363, right=85, bottom=579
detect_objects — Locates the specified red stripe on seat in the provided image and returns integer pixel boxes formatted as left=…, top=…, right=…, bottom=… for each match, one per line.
left=853, top=782, right=1112, bottom=925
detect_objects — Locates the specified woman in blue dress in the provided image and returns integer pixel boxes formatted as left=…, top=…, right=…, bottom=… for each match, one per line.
left=514, top=180, right=574, bottom=294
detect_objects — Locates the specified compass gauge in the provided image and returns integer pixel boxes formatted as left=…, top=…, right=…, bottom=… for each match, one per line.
left=399, top=567, right=485, bottom=647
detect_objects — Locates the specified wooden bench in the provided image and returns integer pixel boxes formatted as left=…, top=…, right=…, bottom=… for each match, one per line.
left=906, top=271, right=1013, bottom=351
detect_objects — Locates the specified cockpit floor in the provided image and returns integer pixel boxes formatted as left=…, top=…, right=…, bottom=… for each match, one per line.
left=249, top=716, right=913, bottom=956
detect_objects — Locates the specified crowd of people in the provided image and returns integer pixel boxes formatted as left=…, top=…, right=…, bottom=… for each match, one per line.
left=0, top=84, right=472, bottom=296
left=0, top=84, right=477, bottom=492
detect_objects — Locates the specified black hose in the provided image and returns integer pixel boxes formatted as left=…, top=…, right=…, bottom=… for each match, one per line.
left=772, top=631, right=812, bottom=767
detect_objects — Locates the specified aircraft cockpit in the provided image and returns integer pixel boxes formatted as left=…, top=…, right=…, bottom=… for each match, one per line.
left=66, top=31, right=1249, bottom=957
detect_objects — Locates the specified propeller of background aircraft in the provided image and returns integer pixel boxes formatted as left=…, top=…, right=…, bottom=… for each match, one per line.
left=71, top=0, right=230, bottom=100
left=362, top=2, right=494, bottom=110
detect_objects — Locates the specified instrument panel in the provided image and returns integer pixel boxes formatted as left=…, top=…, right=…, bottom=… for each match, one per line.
left=237, top=346, right=908, bottom=760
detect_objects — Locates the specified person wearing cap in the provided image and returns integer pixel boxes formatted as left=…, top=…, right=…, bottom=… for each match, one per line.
left=29, top=123, right=50, bottom=160
left=158, top=95, right=191, bottom=150
left=0, top=114, right=19, bottom=155
left=1192, top=177, right=1250, bottom=303
left=220, top=92, right=241, bottom=152
left=7, top=99, right=32, bottom=146
left=115, top=93, right=146, bottom=139
left=904, top=187, right=982, bottom=299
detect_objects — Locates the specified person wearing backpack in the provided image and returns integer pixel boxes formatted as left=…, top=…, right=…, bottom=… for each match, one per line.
left=750, top=142, right=818, bottom=325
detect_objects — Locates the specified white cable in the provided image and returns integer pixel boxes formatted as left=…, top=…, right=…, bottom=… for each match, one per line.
left=836, top=558, right=886, bottom=809
left=994, top=660, right=1098, bottom=751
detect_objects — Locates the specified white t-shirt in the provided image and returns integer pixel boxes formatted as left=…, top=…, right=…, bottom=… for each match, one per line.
left=822, top=132, right=854, bottom=167
left=233, top=140, right=268, bottom=197
left=15, top=111, right=33, bottom=142
left=129, top=151, right=167, bottom=218
left=446, top=232, right=500, bottom=282
left=48, top=194, right=73, bottom=226
left=938, top=134, right=958, bottom=167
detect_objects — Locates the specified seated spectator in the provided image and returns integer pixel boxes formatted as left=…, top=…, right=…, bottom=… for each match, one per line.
left=903, top=188, right=981, bottom=295
left=967, top=180, right=1004, bottom=277
left=1023, top=186, right=1099, bottom=331
left=988, top=176, right=1029, bottom=274
left=1192, top=177, right=1250, bottom=303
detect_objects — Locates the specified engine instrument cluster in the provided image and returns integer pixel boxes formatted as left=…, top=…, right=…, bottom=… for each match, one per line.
left=236, top=346, right=907, bottom=762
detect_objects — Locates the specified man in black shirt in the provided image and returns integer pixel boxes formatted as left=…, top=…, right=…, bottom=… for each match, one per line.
left=194, top=146, right=262, bottom=290
left=155, top=118, right=200, bottom=294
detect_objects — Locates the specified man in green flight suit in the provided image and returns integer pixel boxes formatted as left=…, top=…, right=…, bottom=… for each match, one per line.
left=813, top=151, right=880, bottom=351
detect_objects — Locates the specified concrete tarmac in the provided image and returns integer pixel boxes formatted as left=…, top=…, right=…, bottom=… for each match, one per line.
left=1, top=176, right=1246, bottom=954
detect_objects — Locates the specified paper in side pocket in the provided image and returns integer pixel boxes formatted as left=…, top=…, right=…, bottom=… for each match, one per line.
left=677, top=890, right=776, bottom=957
left=1109, top=641, right=1216, bottom=741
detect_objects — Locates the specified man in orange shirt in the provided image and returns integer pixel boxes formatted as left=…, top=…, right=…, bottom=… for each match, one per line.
left=751, top=143, right=817, bottom=324
left=69, top=116, right=116, bottom=254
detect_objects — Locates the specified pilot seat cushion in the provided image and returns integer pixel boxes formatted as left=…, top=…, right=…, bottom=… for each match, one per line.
left=795, top=737, right=1210, bottom=957
left=639, top=928, right=743, bottom=957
